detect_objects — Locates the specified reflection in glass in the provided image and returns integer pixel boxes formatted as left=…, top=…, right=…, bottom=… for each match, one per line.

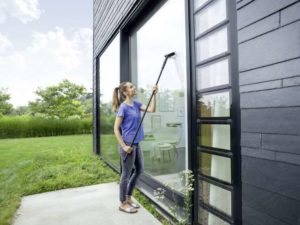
left=197, top=58, right=229, bottom=89
left=196, top=27, right=228, bottom=62
left=99, top=34, right=120, bottom=168
left=199, top=181, right=232, bottom=215
left=198, top=206, right=231, bottom=225
left=200, top=124, right=230, bottom=150
left=199, top=91, right=230, bottom=117
left=194, top=0, right=210, bottom=10
left=195, top=0, right=227, bottom=36
left=130, top=0, right=187, bottom=190
left=199, top=152, right=231, bottom=183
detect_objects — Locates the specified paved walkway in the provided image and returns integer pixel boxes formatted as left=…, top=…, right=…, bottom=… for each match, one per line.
left=13, top=182, right=162, bottom=225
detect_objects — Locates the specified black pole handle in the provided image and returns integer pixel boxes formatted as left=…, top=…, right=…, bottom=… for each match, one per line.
left=124, top=52, right=175, bottom=161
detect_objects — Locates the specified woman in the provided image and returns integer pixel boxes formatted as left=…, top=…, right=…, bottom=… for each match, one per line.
left=112, top=81, right=158, bottom=213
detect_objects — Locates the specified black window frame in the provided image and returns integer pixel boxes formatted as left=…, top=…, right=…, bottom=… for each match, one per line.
left=190, top=0, right=242, bottom=224
left=120, top=0, right=193, bottom=218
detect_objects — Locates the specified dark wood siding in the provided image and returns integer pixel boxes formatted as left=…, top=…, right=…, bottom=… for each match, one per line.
left=93, top=0, right=137, bottom=56
left=237, top=0, right=300, bottom=224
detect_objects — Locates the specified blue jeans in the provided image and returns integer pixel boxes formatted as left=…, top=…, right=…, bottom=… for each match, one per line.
left=119, top=144, right=144, bottom=203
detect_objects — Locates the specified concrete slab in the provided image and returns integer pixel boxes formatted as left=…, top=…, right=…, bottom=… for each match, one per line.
left=13, top=182, right=162, bottom=225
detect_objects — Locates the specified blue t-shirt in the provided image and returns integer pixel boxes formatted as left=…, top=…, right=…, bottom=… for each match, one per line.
left=116, top=100, right=144, bottom=144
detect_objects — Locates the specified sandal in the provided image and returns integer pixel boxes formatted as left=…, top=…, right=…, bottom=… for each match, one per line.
left=127, top=201, right=140, bottom=209
left=119, top=205, right=138, bottom=213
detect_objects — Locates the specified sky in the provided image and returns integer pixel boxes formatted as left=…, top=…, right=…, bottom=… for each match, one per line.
left=0, top=0, right=93, bottom=107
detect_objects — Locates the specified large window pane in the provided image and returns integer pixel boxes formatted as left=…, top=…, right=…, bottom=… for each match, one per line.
left=199, top=180, right=232, bottom=215
left=198, top=91, right=230, bottom=117
left=199, top=152, right=231, bottom=183
left=99, top=34, right=120, bottom=168
left=196, top=27, right=228, bottom=62
left=130, top=0, right=187, bottom=190
left=198, top=206, right=231, bottom=225
left=197, top=58, right=229, bottom=90
left=200, top=124, right=231, bottom=150
left=195, top=0, right=227, bottom=36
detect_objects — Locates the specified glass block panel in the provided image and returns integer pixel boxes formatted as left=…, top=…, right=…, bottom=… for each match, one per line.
left=196, top=27, right=228, bottom=62
left=198, top=206, right=231, bottom=225
left=199, top=180, right=232, bottom=215
left=197, top=57, right=229, bottom=90
left=200, top=124, right=231, bottom=150
left=195, top=0, right=227, bottom=36
left=195, top=0, right=210, bottom=10
left=198, top=91, right=230, bottom=117
left=199, top=152, right=231, bottom=183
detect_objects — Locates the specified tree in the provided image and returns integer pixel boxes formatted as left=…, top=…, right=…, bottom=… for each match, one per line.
left=0, top=88, right=13, bottom=116
left=29, top=79, right=87, bottom=119
left=10, top=106, right=30, bottom=116
left=80, top=92, right=93, bottom=117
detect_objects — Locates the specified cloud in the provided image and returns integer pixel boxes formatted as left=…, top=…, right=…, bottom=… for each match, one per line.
left=0, top=33, right=13, bottom=54
left=0, top=27, right=93, bottom=106
left=0, top=0, right=42, bottom=24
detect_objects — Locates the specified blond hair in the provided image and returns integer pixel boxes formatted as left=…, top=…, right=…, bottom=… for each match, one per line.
left=112, top=81, right=128, bottom=112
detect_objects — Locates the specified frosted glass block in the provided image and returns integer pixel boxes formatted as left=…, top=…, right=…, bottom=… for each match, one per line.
left=195, top=0, right=227, bottom=36
left=196, top=27, right=228, bottom=62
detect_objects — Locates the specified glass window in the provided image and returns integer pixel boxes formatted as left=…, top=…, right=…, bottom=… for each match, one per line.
left=130, top=0, right=187, bottom=190
left=199, top=180, right=232, bottom=215
left=99, top=34, right=120, bottom=168
left=199, top=124, right=231, bottom=150
left=194, top=0, right=210, bottom=10
left=197, top=58, right=229, bottom=90
left=196, top=27, right=228, bottom=62
left=195, top=0, right=227, bottom=36
left=198, top=91, right=230, bottom=117
left=198, top=206, right=231, bottom=225
left=199, top=152, right=231, bottom=183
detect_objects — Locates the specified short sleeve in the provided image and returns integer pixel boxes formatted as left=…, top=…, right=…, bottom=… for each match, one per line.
left=116, top=104, right=125, bottom=117
left=134, top=100, right=143, bottom=110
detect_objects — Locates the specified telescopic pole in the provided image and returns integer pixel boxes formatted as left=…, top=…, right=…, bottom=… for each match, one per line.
left=124, top=52, right=175, bottom=161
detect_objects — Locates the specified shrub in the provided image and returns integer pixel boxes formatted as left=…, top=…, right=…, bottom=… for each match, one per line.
left=0, top=116, right=92, bottom=139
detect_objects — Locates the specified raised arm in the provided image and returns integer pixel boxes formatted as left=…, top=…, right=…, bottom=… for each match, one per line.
left=141, top=85, right=158, bottom=113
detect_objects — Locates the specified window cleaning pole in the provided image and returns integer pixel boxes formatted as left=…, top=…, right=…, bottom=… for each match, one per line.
left=124, top=52, right=176, bottom=161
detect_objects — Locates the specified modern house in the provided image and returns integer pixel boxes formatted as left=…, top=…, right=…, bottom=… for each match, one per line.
left=93, top=0, right=300, bottom=224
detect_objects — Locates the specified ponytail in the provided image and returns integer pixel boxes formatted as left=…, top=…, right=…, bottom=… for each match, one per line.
left=112, top=81, right=128, bottom=112
left=112, top=87, right=120, bottom=112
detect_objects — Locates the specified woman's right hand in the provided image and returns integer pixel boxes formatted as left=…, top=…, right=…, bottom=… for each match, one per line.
left=123, top=145, right=133, bottom=154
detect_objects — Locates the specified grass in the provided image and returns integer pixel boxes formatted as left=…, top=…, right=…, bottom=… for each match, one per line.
left=133, top=190, right=171, bottom=225
left=100, top=134, right=119, bottom=168
left=0, top=134, right=172, bottom=225
left=0, top=134, right=118, bottom=225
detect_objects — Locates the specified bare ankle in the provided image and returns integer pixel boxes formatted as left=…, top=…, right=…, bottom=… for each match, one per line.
left=121, top=201, right=127, bottom=206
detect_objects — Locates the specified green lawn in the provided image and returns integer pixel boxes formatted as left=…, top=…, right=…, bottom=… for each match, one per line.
left=0, top=134, right=171, bottom=225
left=100, top=134, right=120, bottom=168
left=0, top=134, right=119, bottom=225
